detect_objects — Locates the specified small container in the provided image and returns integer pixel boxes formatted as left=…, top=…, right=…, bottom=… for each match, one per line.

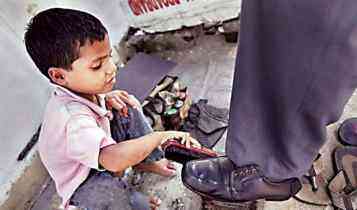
left=162, top=108, right=181, bottom=130
left=174, top=100, right=184, bottom=109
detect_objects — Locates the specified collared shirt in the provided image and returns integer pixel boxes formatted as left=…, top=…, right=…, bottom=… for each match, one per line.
left=38, top=84, right=117, bottom=208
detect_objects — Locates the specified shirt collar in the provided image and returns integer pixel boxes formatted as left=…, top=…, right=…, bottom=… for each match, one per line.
left=52, top=84, right=111, bottom=118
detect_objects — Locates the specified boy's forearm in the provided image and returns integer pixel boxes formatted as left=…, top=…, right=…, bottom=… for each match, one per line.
left=99, top=132, right=164, bottom=172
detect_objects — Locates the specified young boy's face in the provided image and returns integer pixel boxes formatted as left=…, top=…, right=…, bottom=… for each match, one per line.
left=60, top=34, right=117, bottom=96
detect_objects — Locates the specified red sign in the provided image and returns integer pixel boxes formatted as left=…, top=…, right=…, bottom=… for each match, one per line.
left=129, top=0, right=181, bottom=16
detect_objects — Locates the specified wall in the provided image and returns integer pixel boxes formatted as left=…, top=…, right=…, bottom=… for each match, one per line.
left=120, top=0, right=242, bottom=32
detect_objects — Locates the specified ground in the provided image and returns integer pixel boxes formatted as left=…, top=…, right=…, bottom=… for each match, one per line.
left=30, top=30, right=357, bottom=210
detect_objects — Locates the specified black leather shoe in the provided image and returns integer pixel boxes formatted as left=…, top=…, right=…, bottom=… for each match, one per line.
left=182, top=157, right=302, bottom=204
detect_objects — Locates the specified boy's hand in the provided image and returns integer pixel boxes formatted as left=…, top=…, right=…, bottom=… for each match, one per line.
left=159, top=131, right=201, bottom=148
left=105, top=90, right=139, bottom=116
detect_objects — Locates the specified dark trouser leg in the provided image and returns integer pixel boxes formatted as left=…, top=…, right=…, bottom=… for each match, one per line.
left=110, top=106, right=164, bottom=163
left=70, top=171, right=153, bottom=210
left=226, top=0, right=357, bottom=179
left=70, top=171, right=131, bottom=210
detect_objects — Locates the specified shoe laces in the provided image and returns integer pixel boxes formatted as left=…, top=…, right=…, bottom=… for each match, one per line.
left=231, top=165, right=259, bottom=194
left=235, top=165, right=258, bottom=177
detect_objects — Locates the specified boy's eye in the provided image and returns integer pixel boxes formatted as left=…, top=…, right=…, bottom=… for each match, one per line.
left=92, top=64, right=102, bottom=70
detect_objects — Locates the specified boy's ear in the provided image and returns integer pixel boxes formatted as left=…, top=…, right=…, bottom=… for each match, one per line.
left=48, top=67, right=67, bottom=86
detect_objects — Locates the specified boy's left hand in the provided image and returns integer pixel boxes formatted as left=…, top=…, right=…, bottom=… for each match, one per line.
left=105, top=90, right=139, bottom=116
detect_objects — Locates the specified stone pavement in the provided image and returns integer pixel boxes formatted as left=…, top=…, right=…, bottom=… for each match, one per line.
left=31, top=31, right=357, bottom=210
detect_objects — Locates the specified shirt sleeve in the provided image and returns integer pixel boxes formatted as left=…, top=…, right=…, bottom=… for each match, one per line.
left=66, top=114, right=116, bottom=170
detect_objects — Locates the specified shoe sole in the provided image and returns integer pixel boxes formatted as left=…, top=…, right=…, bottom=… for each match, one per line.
left=182, top=177, right=301, bottom=207
left=182, top=181, right=256, bottom=207
left=206, top=199, right=263, bottom=208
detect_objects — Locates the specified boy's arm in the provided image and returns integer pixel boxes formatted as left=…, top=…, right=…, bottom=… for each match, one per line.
left=65, top=113, right=199, bottom=173
left=98, top=132, right=163, bottom=172
left=99, top=131, right=199, bottom=173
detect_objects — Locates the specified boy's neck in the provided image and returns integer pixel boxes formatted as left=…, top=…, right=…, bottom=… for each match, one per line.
left=77, top=93, right=99, bottom=105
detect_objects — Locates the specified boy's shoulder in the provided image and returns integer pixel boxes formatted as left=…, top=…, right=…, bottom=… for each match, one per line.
left=46, top=92, right=97, bottom=122
left=65, top=100, right=96, bottom=116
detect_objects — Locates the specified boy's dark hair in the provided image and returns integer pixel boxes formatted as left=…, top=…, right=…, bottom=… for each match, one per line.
left=24, top=8, right=108, bottom=80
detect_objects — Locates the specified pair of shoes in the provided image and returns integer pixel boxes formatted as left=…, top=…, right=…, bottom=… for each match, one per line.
left=182, top=157, right=302, bottom=204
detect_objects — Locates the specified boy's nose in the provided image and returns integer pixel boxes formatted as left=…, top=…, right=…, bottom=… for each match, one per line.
left=106, top=60, right=117, bottom=75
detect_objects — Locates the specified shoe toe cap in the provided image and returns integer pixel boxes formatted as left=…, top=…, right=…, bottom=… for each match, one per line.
left=182, top=159, right=222, bottom=193
left=183, top=159, right=214, bottom=179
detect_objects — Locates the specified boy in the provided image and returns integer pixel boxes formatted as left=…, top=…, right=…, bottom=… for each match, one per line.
left=24, top=8, right=199, bottom=209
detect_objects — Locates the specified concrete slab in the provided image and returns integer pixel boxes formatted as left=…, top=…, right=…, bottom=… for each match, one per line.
left=0, top=5, right=51, bottom=206
left=1, top=152, right=49, bottom=210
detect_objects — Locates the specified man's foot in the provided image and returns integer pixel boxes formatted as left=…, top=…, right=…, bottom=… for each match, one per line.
left=182, top=157, right=302, bottom=203
left=135, top=159, right=177, bottom=177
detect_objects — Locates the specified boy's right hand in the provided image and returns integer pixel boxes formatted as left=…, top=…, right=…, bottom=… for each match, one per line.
left=105, top=90, right=140, bottom=117
left=158, top=131, right=201, bottom=148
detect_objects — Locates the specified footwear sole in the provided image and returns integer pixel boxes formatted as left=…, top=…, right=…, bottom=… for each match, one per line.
left=182, top=180, right=253, bottom=206
left=207, top=199, right=263, bottom=208
left=182, top=176, right=301, bottom=207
